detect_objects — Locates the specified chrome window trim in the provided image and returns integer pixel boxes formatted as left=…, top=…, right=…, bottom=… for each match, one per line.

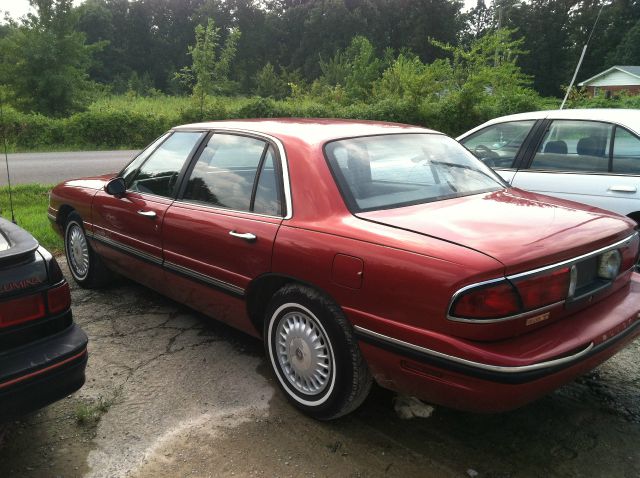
left=354, top=325, right=594, bottom=373
left=172, top=199, right=284, bottom=220
left=447, top=232, right=639, bottom=323
left=515, top=169, right=640, bottom=177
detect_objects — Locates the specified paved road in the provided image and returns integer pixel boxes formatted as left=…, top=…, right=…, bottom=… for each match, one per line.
left=2, top=150, right=140, bottom=185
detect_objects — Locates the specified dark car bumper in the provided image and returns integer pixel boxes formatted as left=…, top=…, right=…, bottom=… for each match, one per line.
left=0, top=324, right=88, bottom=422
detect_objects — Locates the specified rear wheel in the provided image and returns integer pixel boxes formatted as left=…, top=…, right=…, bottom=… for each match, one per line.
left=265, top=284, right=372, bottom=420
left=64, top=212, right=112, bottom=288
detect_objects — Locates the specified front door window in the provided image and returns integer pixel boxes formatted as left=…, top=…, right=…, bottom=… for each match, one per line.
left=461, top=120, right=535, bottom=168
left=127, top=131, right=205, bottom=197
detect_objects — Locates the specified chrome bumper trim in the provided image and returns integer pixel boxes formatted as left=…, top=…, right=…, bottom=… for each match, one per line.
left=354, top=325, right=594, bottom=374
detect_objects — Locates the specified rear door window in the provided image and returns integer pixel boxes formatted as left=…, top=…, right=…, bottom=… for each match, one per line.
left=612, top=127, right=640, bottom=174
left=530, top=120, right=613, bottom=172
left=183, top=134, right=283, bottom=215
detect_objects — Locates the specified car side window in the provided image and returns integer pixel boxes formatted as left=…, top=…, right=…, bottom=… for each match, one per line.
left=183, top=134, right=282, bottom=215
left=530, top=120, right=613, bottom=173
left=612, top=127, right=640, bottom=174
left=121, top=132, right=171, bottom=186
left=253, top=147, right=282, bottom=216
left=460, top=120, right=535, bottom=168
left=127, top=132, right=204, bottom=197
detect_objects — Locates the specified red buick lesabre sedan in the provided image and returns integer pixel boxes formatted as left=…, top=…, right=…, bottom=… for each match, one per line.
left=48, top=119, right=640, bottom=419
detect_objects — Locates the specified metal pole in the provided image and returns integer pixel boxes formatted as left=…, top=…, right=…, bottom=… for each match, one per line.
left=560, top=45, right=587, bottom=110
left=560, top=3, right=605, bottom=110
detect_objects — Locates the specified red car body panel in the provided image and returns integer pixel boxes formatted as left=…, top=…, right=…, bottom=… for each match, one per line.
left=48, top=119, right=640, bottom=413
left=161, top=202, right=282, bottom=334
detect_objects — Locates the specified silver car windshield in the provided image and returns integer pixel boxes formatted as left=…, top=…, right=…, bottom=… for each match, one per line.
left=325, top=133, right=505, bottom=212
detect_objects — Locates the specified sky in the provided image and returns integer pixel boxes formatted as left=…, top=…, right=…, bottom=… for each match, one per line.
left=2, top=0, right=480, bottom=21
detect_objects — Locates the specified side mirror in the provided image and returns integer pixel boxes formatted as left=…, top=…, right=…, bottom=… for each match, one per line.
left=105, top=177, right=126, bottom=197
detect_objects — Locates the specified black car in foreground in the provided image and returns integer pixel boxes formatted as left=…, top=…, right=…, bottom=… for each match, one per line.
left=0, top=218, right=87, bottom=422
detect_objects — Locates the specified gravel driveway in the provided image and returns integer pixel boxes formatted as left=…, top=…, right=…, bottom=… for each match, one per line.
left=1, top=259, right=639, bottom=478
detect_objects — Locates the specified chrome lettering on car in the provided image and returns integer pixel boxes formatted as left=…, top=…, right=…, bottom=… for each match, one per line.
left=0, top=277, right=43, bottom=293
left=525, top=312, right=550, bottom=326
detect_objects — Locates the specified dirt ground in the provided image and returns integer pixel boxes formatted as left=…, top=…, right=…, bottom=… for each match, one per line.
left=1, top=259, right=639, bottom=478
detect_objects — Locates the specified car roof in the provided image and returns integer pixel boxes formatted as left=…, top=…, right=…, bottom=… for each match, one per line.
left=457, top=108, right=640, bottom=140
left=173, top=118, right=438, bottom=145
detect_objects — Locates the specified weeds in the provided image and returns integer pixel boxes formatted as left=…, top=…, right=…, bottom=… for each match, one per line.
left=75, top=396, right=114, bottom=427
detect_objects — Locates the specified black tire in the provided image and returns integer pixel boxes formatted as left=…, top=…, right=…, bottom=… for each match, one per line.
left=64, top=212, right=112, bottom=288
left=264, top=284, right=372, bottom=420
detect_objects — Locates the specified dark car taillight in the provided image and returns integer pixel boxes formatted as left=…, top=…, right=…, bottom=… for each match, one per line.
left=0, top=294, right=45, bottom=328
left=47, top=283, right=71, bottom=314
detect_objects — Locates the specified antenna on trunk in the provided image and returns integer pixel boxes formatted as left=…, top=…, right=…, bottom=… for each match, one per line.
left=0, top=90, right=16, bottom=224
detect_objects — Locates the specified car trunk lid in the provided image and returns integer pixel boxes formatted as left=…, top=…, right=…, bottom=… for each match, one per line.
left=357, top=188, right=635, bottom=275
left=0, top=218, right=46, bottom=296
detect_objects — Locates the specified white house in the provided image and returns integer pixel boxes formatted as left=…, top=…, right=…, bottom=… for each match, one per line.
left=578, top=65, right=640, bottom=97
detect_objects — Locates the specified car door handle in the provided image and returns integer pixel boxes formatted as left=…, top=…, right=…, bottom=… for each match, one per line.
left=608, top=185, right=637, bottom=193
left=229, top=231, right=257, bottom=242
left=137, top=210, right=157, bottom=218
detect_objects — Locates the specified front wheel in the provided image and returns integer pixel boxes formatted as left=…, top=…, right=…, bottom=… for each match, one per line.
left=265, top=284, right=372, bottom=420
left=64, top=212, right=112, bottom=288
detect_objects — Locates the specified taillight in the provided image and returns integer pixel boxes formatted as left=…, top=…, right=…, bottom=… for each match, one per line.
left=450, top=237, right=638, bottom=322
left=450, top=269, right=570, bottom=321
left=450, top=280, right=520, bottom=319
left=47, top=282, right=71, bottom=314
left=512, top=267, right=570, bottom=310
left=0, top=294, right=45, bottom=328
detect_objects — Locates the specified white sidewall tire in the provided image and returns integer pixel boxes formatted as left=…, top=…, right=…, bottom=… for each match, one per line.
left=267, top=303, right=337, bottom=407
left=64, top=219, right=90, bottom=282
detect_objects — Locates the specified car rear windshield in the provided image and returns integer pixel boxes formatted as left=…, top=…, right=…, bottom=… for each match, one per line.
left=324, top=133, right=505, bottom=212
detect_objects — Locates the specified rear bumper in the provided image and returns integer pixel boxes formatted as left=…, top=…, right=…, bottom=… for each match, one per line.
left=0, top=324, right=88, bottom=422
left=352, top=274, right=640, bottom=413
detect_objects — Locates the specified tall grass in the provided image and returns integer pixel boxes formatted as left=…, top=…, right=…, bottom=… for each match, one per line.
left=0, top=184, right=61, bottom=253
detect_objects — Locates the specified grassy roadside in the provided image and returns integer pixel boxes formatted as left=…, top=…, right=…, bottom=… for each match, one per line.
left=0, top=184, right=62, bottom=253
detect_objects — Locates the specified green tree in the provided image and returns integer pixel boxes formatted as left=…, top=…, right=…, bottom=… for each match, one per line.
left=608, top=19, right=640, bottom=65
left=175, top=19, right=241, bottom=116
left=253, top=63, right=288, bottom=99
left=0, top=0, right=101, bottom=116
left=501, top=0, right=578, bottom=97
left=318, top=36, right=385, bottom=100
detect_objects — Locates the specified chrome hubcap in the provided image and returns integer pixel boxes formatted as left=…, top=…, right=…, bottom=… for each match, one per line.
left=67, top=224, right=89, bottom=278
left=276, top=311, right=332, bottom=395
